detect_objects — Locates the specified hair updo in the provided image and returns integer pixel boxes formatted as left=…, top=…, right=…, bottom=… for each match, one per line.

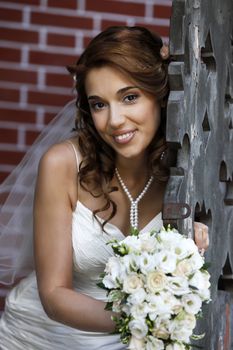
left=67, top=26, right=170, bottom=227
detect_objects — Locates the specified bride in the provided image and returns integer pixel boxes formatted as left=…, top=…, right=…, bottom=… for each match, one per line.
left=0, top=26, right=209, bottom=349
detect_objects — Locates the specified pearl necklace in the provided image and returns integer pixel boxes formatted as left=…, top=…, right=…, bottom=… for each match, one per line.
left=115, top=168, right=154, bottom=230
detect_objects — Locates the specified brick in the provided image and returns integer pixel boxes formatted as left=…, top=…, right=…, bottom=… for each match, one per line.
left=29, top=50, right=78, bottom=67
left=26, top=130, right=41, bottom=145
left=28, top=90, right=73, bottom=107
left=0, top=7, right=22, bottom=22
left=0, top=128, right=18, bottom=144
left=3, top=0, right=39, bottom=4
left=0, top=88, right=19, bottom=103
left=47, top=33, right=75, bottom=48
left=154, top=5, right=172, bottom=19
left=0, top=28, right=38, bottom=44
left=48, top=0, right=77, bottom=9
left=46, top=72, right=73, bottom=88
left=44, top=112, right=58, bottom=124
left=136, top=23, right=170, bottom=38
left=31, top=11, right=93, bottom=30
left=0, top=108, right=36, bottom=123
left=0, top=150, right=25, bottom=166
left=0, top=171, right=9, bottom=183
left=0, top=47, right=21, bottom=63
left=0, top=296, right=6, bottom=312
left=86, top=0, right=145, bottom=16
left=100, top=20, right=127, bottom=33
left=0, top=68, right=37, bottom=85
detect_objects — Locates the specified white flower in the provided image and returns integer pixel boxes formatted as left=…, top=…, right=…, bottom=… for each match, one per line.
left=181, top=293, right=202, bottom=314
left=103, top=256, right=124, bottom=288
left=156, top=251, right=177, bottom=274
left=102, top=274, right=117, bottom=289
left=167, top=276, right=189, bottom=296
left=131, top=302, right=148, bottom=319
left=127, top=288, right=147, bottom=305
left=128, top=336, right=145, bottom=350
left=129, top=318, right=148, bottom=339
left=122, top=254, right=140, bottom=273
left=139, top=232, right=157, bottom=253
left=173, top=237, right=198, bottom=259
left=173, top=260, right=193, bottom=277
left=139, top=252, right=157, bottom=274
left=166, top=342, right=186, bottom=350
left=146, top=271, right=168, bottom=293
left=188, top=252, right=204, bottom=271
left=146, top=335, right=165, bottom=350
left=121, top=235, right=141, bottom=252
left=189, top=270, right=211, bottom=300
left=169, top=312, right=196, bottom=342
left=170, top=324, right=192, bottom=343
left=146, top=294, right=172, bottom=320
left=152, top=315, right=170, bottom=340
left=123, top=273, right=144, bottom=294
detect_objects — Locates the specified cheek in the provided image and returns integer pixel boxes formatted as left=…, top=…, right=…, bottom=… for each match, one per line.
left=91, top=115, right=106, bottom=134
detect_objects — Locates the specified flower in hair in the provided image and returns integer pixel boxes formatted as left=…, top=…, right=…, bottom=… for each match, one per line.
left=160, top=43, right=170, bottom=60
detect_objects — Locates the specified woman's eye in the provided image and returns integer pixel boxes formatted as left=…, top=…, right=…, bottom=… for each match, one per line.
left=124, top=94, right=138, bottom=103
left=90, top=102, right=105, bottom=111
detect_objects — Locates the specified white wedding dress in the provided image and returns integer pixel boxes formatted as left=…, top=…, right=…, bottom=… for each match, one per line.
left=0, top=140, right=163, bottom=349
left=0, top=200, right=163, bottom=350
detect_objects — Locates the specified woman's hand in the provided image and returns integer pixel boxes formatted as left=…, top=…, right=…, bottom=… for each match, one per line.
left=194, top=222, right=209, bottom=255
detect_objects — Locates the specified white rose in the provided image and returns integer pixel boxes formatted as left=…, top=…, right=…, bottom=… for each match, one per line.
left=157, top=251, right=177, bottom=274
left=181, top=293, right=202, bottom=314
left=139, top=232, right=157, bottom=253
left=167, top=276, right=189, bottom=296
left=128, top=336, right=146, bottom=350
left=127, top=288, right=147, bottom=305
left=146, top=271, right=168, bottom=293
left=166, top=342, right=186, bottom=350
left=129, top=318, right=148, bottom=339
left=146, top=335, right=164, bottom=350
left=123, top=273, right=144, bottom=294
left=189, top=270, right=211, bottom=299
left=139, top=252, right=156, bottom=274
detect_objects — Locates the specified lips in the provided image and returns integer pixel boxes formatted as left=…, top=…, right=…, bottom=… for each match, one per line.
left=112, top=131, right=136, bottom=144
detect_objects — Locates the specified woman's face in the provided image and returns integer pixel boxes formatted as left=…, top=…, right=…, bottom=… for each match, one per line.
left=85, top=66, right=161, bottom=161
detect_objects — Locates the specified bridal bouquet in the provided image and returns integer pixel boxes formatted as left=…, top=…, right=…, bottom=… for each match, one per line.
left=99, top=226, right=211, bottom=350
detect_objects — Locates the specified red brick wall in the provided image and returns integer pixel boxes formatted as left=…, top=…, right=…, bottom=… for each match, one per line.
left=0, top=0, right=171, bottom=183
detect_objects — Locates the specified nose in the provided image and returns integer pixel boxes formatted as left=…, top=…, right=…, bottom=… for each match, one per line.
left=108, top=104, right=125, bottom=129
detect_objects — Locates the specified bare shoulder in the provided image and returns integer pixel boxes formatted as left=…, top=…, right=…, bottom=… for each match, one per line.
left=36, top=140, right=80, bottom=208
left=38, top=140, right=79, bottom=176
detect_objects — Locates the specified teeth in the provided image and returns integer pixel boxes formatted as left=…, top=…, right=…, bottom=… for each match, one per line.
left=115, top=132, right=133, bottom=140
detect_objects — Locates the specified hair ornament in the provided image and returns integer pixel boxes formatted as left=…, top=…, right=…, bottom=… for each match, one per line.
left=160, top=43, right=170, bottom=60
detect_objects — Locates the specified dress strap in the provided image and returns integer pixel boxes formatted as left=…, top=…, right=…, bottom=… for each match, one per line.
left=66, top=140, right=80, bottom=173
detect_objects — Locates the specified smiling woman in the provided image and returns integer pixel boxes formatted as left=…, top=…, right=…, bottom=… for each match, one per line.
left=0, top=26, right=209, bottom=350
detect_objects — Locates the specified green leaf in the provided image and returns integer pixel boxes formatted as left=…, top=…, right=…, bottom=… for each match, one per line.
left=104, top=301, right=113, bottom=311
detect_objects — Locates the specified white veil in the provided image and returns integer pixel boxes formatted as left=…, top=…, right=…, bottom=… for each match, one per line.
left=0, top=99, right=77, bottom=286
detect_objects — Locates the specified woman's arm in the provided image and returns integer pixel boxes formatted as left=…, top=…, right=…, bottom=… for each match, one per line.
left=34, top=142, right=115, bottom=332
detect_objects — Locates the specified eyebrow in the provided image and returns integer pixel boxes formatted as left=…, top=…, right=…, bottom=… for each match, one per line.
left=87, top=86, right=139, bottom=100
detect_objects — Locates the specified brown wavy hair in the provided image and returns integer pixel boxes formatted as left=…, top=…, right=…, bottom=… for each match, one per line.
left=67, top=26, right=170, bottom=228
